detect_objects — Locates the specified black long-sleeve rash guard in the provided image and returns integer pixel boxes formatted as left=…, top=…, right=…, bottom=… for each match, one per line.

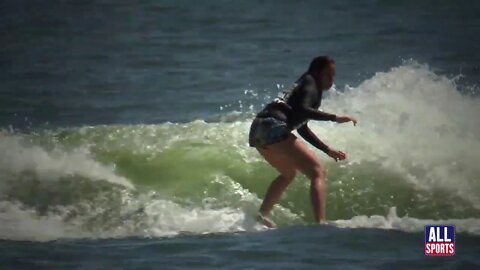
left=255, top=74, right=337, bottom=153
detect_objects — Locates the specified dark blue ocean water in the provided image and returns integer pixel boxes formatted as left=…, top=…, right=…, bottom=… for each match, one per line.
left=3, top=226, right=480, bottom=270
left=1, top=0, right=479, bottom=128
left=1, top=1, right=480, bottom=269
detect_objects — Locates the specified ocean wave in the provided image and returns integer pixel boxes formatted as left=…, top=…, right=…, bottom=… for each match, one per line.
left=1, top=61, right=479, bottom=241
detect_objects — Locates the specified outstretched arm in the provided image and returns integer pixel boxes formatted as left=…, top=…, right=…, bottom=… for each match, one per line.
left=297, top=123, right=347, bottom=161
left=299, top=106, right=337, bottom=122
left=297, top=123, right=331, bottom=154
left=296, top=82, right=357, bottom=125
left=296, top=77, right=337, bottom=121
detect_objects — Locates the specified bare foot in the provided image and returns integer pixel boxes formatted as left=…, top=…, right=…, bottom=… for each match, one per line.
left=256, top=214, right=276, bottom=228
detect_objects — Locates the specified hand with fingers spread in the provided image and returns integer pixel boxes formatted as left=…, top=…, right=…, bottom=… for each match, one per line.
left=327, top=148, right=346, bottom=162
left=335, top=115, right=357, bottom=126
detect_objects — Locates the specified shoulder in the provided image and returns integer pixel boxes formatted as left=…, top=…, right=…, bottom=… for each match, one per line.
left=302, top=74, right=316, bottom=85
left=298, top=74, right=318, bottom=96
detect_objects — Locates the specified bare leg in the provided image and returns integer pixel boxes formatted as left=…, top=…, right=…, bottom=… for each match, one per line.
left=256, top=133, right=328, bottom=223
left=259, top=174, right=295, bottom=217
left=255, top=140, right=297, bottom=227
left=309, top=170, right=327, bottom=222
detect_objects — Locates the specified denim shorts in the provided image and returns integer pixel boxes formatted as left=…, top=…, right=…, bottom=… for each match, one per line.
left=248, top=116, right=290, bottom=148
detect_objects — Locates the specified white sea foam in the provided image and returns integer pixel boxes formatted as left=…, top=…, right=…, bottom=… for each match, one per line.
left=0, top=133, right=134, bottom=189
left=306, top=61, right=480, bottom=209
left=332, top=207, right=480, bottom=235
left=1, top=62, right=479, bottom=241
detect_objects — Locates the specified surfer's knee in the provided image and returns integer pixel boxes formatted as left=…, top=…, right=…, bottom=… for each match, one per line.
left=306, top=164, right=325, bottom=182
left=281, top=169, right=296, bottom=182
left=311, top=176, right=326, bottom=190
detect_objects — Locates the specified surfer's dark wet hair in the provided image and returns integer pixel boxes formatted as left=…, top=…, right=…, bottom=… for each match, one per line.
left=308, top=55, right=335, bottom=74
left=297, top=55, right=335, bottom=83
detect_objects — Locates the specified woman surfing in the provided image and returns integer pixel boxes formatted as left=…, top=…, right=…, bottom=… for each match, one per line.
left=248, top=56, right=357, bottom=227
